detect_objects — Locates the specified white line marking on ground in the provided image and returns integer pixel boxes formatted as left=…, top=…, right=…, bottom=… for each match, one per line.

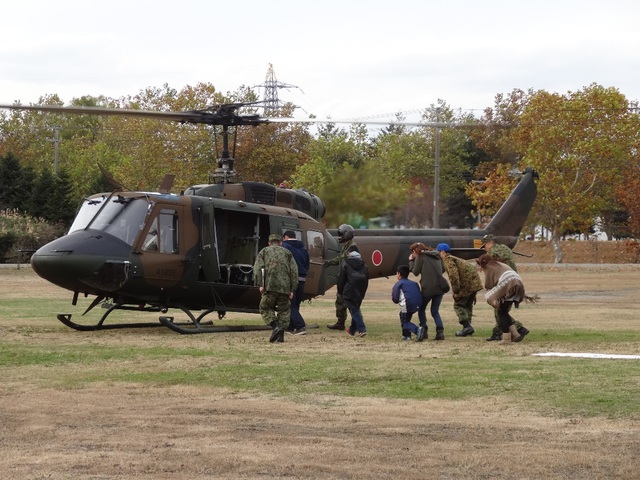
left=533, top=352, right=640, bottom=359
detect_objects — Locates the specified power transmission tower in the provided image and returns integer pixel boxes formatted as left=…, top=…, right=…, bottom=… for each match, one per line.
left=254, top=63, right=301, bottom=116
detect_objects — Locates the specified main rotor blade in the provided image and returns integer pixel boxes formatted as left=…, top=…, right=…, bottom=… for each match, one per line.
left=266, top=117, right=480, bottom=128
left=0, top=103, right=484, bottom=128
left=0, top=103, right=268, bottom=126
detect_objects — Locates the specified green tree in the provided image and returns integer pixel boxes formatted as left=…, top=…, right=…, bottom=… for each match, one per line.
left=372, top=128, right=431, bottom=226
left=0, top=152, right=24, bottom=209
left=26, top=168, right=56, bottom=221
left=0, top=153, right=38, bottom=212
left=372, top=102, right=477, bottom=227
left=316, top=162, right=410, bottom=227
left=236, top=104, right=312, bottom=185
left=0, top=95, right=66, bottom=174
left=292, top=123, right=367, bottom=193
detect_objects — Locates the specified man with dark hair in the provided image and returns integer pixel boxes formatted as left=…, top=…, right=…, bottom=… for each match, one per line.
left=253, top=233, right=298, bottom=343
left=282, top=230, right=309, bottom=335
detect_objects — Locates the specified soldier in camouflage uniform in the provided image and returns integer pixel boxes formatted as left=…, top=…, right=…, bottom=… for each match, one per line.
left=481, top=234, right=530, bottom=341
left=325, top=224, right=357, bottom=331
left=253, top=233, right=299, bottom=343
left=436, top=243, right=483, bottom=337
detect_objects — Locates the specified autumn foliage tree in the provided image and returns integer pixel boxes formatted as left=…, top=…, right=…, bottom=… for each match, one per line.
left=512, top=84, right=636, bottom=262
left=616, top=158, right=640, bottom=238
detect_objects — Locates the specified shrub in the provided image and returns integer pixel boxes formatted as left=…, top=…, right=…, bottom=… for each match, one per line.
left=0, top=209, right=66, bottom=263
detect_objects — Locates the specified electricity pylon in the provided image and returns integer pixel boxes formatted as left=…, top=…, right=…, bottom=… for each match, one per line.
left=254, top=63, right=301, bottom=116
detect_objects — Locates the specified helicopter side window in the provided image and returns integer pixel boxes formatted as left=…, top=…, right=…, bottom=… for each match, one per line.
left=306, top=230, right=324, bottom=260
left=142, top=209, right=179, bottom=254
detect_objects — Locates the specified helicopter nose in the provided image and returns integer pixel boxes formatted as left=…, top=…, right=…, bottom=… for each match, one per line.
left=31, top=231, right=133, bottom=293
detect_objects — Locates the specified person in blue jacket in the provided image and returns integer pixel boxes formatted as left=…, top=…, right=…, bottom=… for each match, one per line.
left=392, top=265, right=425, bottom=342
left=282, top=230, right=310, bottom=335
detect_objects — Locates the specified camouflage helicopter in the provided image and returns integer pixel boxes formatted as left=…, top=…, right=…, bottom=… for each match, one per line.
left=0, top=102, right=538, bottom=334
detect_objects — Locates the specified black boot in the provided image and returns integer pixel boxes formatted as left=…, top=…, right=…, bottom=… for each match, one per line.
left=455, top=325, right=474, bottom=337
left=327, top=320, right=346, bottom=330
left=269, top=322, right=283, bottom=343
left=517, top=327, right=530, bottom=340
left=486, top=333, right=503, bottom=341
left=435, top=329, right=444, bottom=341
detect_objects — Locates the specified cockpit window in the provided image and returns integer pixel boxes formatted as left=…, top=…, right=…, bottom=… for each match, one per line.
left=69, top=196, right=151, bottom=246
left=68, top=195, right=108, bottom=233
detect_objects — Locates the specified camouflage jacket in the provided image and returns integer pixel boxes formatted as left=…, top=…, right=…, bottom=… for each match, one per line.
left=487, top=243, right=517, bottom=271
left=326, top=238, right=358, bottom=266
left=442, top=253, right=483, bottom=299
left=253, top=245, right=298, bottom=294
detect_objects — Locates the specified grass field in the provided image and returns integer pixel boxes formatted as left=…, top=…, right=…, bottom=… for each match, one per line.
left=1, top=265, right=639, bottom=479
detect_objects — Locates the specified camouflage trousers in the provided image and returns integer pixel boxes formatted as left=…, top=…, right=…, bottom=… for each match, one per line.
left=259, top=291, right=291, bottom=329
left=335, top=293, right=348, bottom=323
left=452, top=292, right=477, bottom=325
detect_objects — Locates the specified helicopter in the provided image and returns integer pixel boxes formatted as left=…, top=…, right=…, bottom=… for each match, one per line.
left=0, top=101, right=538, bottom=334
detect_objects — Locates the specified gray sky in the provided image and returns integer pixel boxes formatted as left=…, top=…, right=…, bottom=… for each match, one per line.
left=2, top=0, right=639, bottom=122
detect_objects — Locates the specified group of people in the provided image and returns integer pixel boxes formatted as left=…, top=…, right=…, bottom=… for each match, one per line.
left=255, top=224, right=370, bottom=343
left=254, top=223, right=534, bottom=344
left=392, top=234, right=534, bottom=343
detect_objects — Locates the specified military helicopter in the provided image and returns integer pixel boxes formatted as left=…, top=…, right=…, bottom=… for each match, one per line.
left=0, top=102, right=538, bottom=334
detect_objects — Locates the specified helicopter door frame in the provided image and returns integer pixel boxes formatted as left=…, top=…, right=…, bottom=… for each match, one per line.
left=198, top=202, right=220, bottom=282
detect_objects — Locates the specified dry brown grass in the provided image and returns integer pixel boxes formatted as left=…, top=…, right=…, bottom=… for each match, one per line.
left=1, top=265, right=639, bottom=479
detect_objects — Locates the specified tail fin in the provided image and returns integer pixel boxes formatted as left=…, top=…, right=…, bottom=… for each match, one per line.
left=485, top=167, right=538, bottom=239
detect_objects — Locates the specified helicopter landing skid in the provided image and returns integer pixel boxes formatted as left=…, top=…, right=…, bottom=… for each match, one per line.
left=159, top=307, right=320, bottom=334
left=56, top=303, right=214, bottom=331
left=159, top=308, right=272, bottom=334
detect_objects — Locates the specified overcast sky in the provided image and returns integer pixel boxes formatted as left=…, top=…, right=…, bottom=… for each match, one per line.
left=1, top=0, right=639, bottom=123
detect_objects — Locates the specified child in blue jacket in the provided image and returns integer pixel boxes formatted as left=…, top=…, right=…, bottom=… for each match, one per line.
left=392, top=265, right=425, bottom=342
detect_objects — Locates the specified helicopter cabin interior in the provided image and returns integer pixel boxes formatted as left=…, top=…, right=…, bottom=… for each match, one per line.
left=197, top=205, right=326, bottom=287
left=210, top=207, right=267, bottom=285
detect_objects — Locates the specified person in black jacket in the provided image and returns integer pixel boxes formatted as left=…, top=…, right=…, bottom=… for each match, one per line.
left=337, top=244, right=369, bottom=337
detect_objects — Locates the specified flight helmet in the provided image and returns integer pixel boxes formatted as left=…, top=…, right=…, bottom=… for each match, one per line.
left=338, top=224, right=355, bottom=243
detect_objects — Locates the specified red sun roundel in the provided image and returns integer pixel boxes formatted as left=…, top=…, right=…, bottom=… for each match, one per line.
left=372, top=250, right=383, bottom=266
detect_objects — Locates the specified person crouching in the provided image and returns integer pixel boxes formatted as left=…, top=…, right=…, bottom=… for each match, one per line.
left=475, top=254, right=537, bottom=343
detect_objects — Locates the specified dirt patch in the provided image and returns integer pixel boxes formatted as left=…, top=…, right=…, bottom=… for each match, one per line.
left=1, top=385, right=638, bottom=479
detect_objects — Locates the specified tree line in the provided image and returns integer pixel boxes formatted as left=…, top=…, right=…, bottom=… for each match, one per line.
left=1, top=82, right=639, bottom=263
